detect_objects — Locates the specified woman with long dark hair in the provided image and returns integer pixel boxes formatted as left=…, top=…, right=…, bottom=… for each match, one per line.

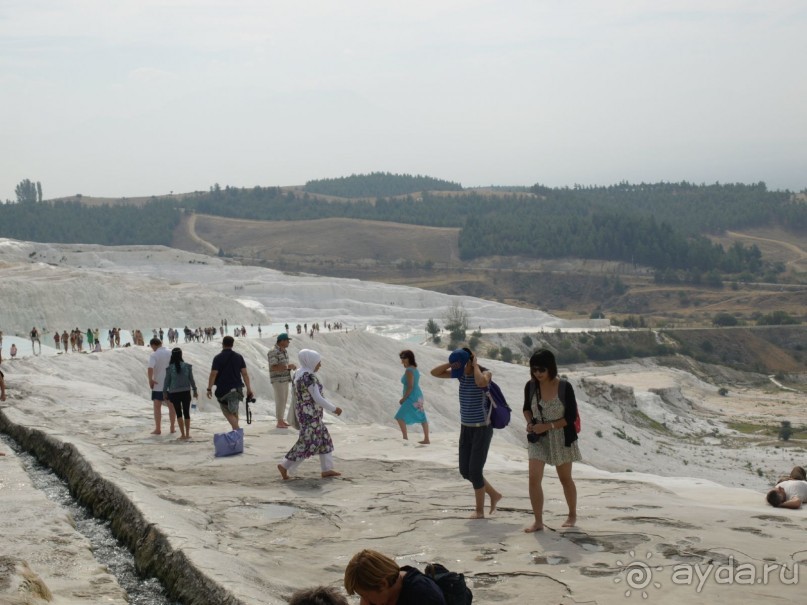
left=163, top=347, right=198, bottom=440
left=523, top=349, right=581, bottom=531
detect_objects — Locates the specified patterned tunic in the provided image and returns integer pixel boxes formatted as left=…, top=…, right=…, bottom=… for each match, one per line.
left=285, top=372, right=334, bottom=460
left=528, top=395, right=582, bottom=466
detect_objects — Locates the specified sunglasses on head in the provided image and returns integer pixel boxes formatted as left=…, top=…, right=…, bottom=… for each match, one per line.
left=531, top=366, right=547, bottom=373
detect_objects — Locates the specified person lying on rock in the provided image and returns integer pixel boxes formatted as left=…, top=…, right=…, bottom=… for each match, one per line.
left=766, top=467, right=807, bottom=509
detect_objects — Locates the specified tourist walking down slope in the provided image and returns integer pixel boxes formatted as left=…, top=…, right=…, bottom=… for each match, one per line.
left=163, top=347, right=198, bottom=440
left=206, top=335, right=254, bottom=431
left=431, top=348, right=502, bottom=519
left=277, top=349, right=343, bottom=480
left=394, top=350, right=429, bottom=444
left=522, top=349, right=581, bottom=531
left=267, top=333, right=296, bottom=429
left=148, top=337, right=174, bottom=435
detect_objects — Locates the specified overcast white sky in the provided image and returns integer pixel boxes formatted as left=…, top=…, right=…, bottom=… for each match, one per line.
left=2, top=0, right=805, bottom=200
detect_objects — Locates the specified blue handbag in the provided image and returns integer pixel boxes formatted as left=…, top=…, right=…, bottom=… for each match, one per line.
left=213, top=428, right=244, bottom=457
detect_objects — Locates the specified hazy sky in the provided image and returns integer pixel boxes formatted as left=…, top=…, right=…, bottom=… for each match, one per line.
left=2, top=0, right=806, bottom=200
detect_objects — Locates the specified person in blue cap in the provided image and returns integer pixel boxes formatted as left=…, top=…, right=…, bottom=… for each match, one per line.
left=431, top=348, right=502, bottom=518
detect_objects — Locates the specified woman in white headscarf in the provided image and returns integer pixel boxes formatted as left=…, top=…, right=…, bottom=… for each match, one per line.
left=277, top=349, right=344, bottom=479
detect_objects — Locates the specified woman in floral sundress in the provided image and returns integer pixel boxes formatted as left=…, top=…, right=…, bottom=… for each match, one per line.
left=522, top=349, right=581, bottom=532
left=277, top=349, right=343, bottom=480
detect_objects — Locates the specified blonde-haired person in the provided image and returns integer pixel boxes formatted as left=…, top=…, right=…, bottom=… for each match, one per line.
left=344, top=549, right=445, bottom=605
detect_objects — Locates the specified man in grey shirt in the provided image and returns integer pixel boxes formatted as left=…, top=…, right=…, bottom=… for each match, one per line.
left=267, top=333, right=296, bottom=428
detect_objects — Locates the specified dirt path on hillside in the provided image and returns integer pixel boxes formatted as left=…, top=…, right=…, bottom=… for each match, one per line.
left=726, top=230, right=807, bottom=271
left=183, top=213, right=219, bottom=254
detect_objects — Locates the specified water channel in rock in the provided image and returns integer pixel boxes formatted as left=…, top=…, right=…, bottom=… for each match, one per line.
left=1, top=434, right=178, bottom=605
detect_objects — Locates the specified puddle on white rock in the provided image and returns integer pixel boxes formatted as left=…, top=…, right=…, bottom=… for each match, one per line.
left=232, top=503, right=298, bottom=520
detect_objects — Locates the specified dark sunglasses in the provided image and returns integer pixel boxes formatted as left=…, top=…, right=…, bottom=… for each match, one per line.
left=531, top=366, right=547, bottom=373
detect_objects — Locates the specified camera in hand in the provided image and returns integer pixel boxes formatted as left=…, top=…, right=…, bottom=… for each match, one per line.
left=527, top=418, right=544, bottom=444
left=246, top=395, right=256, bottom=404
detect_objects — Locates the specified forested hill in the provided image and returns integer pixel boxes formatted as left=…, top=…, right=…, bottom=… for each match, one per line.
left=1, top=175, right=805, bottom=276
left=303, top=172, right=463, bottom=197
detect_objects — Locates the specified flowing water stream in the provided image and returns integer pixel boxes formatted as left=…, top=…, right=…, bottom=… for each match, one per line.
left=1, top=434, right=178, bottom=605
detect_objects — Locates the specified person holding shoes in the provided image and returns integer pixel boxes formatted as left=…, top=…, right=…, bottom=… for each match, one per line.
left=394, top=350, right=430, bottom=444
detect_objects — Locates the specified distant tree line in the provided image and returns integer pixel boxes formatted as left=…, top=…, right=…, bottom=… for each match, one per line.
left=0, top=199, right=179, bottom=245
left=3, top=176, right=804, bottom=277
left=304, top=172, right=463, bottom=198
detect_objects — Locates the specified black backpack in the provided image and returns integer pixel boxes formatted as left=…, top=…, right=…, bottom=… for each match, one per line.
left=424, top=563, right=473, bottom=605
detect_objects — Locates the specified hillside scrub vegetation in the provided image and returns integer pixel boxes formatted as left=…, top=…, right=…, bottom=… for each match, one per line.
left=3, top=176, right=805, bottom=279
left=304, top=172, right=462, bottom=197
left=0, top=199, right=179, bottom=245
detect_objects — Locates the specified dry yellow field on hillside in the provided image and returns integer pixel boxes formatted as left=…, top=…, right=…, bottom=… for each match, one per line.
left=190, top=214, right=460, bottom=265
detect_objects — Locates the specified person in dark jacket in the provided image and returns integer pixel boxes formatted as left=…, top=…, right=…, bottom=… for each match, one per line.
left=344, top=549, right=446, bottom=605
left=522, top=349, right=581, bottom=532
left=163, top=347, right=198, bottom=440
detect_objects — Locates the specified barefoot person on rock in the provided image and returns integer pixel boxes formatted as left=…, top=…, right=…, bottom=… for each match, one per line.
left=394, top=350, right=430, bottom=444
left=147, top=337, right=175, bottom=435
left=431, top=348, right=502, bottom=519
left=277, top=349, right=343, bottom=480
left=523, top=349, right=581, bottom=532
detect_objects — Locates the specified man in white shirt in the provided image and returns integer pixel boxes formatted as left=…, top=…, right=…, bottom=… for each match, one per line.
left=767, top=469, right=807, bottom=509
left=147, top=337, right=174, bottom=435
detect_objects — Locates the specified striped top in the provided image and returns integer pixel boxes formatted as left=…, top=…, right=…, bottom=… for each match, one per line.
left=458, top=374, right=487, bottom=424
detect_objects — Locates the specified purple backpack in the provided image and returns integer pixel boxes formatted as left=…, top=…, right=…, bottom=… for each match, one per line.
left=484, top=381, right=511, bottom=429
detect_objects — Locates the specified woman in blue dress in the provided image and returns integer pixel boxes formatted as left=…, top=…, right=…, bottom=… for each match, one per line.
left=394, top=350, right=430, bottom=444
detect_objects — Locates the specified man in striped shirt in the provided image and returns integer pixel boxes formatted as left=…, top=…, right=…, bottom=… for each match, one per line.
left=432, top=348, right=502, bottom=518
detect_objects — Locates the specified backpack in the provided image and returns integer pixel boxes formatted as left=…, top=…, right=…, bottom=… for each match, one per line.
left=529, top=378, right=581, bottom=433
left=484, top=380, right=511, bottom=429
left=424, top=563, right=473, bottom=605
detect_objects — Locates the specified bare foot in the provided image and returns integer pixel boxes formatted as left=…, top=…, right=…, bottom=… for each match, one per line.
left=170, top=428, right=177, bottom=434
left=562, top=516, right=577, bottom=528
left=277, top=464, right=289, bottom=480
left=150, top=430, right=161, bottom=435
left=469, top=511, right=485, bottom=519
left=523, top=522, right=544, bottom=533
left=276, top=422, right=289, bottom=429
left=418, top=439, right=430, bottom=444
left=321, top=470, right=342, bottom=478
left=489, top=491, right=503, bottom=515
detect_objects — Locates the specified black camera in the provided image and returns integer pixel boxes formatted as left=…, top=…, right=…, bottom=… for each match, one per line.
left=527, top=418, right=543, bottom=444
left=246, top=395, right=256, bottom=404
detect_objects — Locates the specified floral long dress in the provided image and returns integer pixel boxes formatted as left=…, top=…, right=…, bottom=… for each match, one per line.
left=285, top=372, right=334, bottom=461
